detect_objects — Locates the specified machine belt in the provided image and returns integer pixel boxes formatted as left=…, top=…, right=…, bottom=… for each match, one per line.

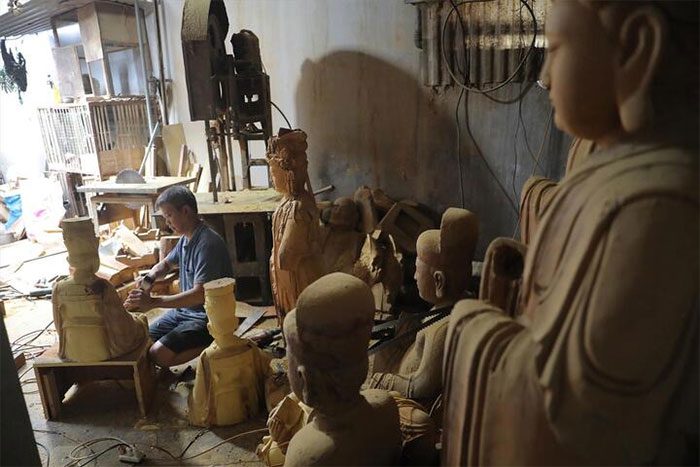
left=368, top=308, right=451, bottom=356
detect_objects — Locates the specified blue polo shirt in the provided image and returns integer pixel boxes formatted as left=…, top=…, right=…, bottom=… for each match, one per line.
left=165, top=222, right=233, bottom=320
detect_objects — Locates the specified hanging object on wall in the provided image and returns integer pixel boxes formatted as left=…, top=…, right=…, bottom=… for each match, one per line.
left=0, top=39, right=27, bottom=103
left=406, top=0, right=547, bottom=88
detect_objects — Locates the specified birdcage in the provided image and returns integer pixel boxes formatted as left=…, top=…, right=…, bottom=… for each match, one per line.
left=38, top=96, right=155, bottom=179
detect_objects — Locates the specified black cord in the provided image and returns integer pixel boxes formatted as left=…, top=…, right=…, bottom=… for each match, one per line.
left=36, top=441, right=50, bottom=467
left=442, top=0, right=538, bottom=95
left=270, top=101, right=292, bottom=129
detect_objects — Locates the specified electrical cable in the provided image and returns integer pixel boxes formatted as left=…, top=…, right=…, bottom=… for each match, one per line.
left=271, top=101, right=292, bottom=129
left=442, top=0, right=538, bottom=95
left=511, top=107, right=554, bottom=238
left=36, top=441, right=50, bottom=467
left=179, top=428, right=268, bottom=461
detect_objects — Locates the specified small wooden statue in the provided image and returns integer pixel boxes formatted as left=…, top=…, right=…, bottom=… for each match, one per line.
left=267, top=129, right=324, bottom=324
left=189, top=278, right=270, bottom=426
left=52, top=217, right=149, bottom=362
left=443, top=2, right=699, bottom=465
left=319, top=196, right=364, bottom=274
left=283, top=273, right=402, bottom=466
left=369, top=208, right=478, bottom=404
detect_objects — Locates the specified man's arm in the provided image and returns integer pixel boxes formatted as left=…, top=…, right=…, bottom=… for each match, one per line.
left=138, top=258, right=175, bottom=292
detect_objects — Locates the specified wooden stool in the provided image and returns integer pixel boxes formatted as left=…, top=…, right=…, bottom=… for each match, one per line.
left=33, top=340, right=155, bottom=419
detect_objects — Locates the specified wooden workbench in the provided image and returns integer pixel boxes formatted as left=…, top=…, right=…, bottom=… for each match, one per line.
left=77, top=176, right=196, bottom=229
left=195, top=189, right=281, bottom=305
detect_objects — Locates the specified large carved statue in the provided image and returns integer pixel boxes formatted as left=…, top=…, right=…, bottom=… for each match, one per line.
left=52, top=217, right=149, bottom=362
left=369, top=208, right=478, bottom=405
left=283, top=272, right=402, bottom=466
left=267, top=129, right=323, bottom=324
left=443, top=2, right=699, bottom=465
left=189, top=278, right=270, bottom=426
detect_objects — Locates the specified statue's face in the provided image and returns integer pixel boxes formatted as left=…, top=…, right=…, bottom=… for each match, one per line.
left=414, top=256, right=438, bottom=304
left=540, top=1, right=621, bottom=142
left=269, top=162, right=289, bottom=195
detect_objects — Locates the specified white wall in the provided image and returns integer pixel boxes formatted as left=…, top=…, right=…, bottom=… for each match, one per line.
left=0, top=32, right=56, bottom=180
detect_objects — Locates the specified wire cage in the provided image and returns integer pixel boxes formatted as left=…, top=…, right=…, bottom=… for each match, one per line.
left=38, top=97, right=156, bottom=179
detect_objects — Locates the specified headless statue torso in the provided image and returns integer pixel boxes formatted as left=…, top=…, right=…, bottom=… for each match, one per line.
left=52, top=217, right=148, bottom=362
left=189, top=278, right=270, bottom=427
left=369, top=208, right=478, bottom=404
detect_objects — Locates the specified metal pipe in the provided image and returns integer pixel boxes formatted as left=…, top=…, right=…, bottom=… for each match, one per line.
left=134, top=0, right=154, bottom=135
left=153, top=0, right=168, bottom=125
left=205, top=121, right=219, bottom=203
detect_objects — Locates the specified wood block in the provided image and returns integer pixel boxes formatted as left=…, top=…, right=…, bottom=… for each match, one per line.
left=371, top=188, right=396, bottom=214
left=115, top=252, right=158, bottom=269
left=377, top=201, right=435, bottom=253
left=14, top=351, right=26, bottom=370
left=135, top=228, right=159, bottom=241
left=97, top=256, right=136, bottom=286
left=115, top=226, right=152, bottom=257
left=354, top=186, right=378, bottom=234
left=159, top=235, right=180, bottom=262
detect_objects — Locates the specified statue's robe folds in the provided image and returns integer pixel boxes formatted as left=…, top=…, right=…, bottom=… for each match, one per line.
left=189, top=338, right=271, bottom=427
left=270, top=195, right=324, bottom=320
left=443, top=144, right=698, bottom=465
left=52, top=278, right=149, bottom=362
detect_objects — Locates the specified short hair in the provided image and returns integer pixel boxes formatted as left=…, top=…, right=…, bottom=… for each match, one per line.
left=155, top=185, right=198, bottom=213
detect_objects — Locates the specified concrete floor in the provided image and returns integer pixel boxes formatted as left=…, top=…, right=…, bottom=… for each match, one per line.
left=6, top=298, right=267, bottom=466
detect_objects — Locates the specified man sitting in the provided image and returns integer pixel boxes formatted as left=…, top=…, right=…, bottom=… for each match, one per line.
left=124, top=186, right=233, bottom=368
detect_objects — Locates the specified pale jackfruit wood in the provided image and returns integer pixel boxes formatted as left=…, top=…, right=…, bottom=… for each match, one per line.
left=267, top=129, right=323, bottom=324
left=188, top=278, right=270, bottom=427
left=52, top=217, right=149, bottom=362
left=369, top=208, right=478, bottom=405
left=443, top=1, right=699, bottom=464
left=282, top=273, right=402, bottom=466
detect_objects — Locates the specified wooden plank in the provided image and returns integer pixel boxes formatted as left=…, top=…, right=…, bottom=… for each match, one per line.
left=76, top=176, right=196, bottom=194
left=162, top=124, right=187, bottom=176
left=34, top=341, right=149, bottom=368
left=195, top=189, right=280, bottom=215
left=178, top=144, right=188, bottom=177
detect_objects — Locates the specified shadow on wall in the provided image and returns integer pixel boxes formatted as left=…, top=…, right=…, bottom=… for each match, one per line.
left=294, top=50, right=455, bottom=209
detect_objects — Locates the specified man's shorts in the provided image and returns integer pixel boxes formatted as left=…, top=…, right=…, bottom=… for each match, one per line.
left=149, top=309, right=213, bottom=353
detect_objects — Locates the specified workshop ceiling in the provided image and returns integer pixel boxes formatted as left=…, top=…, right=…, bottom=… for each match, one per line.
left=0, top=0, right=152, bottom=38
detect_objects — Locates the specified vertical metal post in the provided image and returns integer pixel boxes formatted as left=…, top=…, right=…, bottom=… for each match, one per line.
left=134, top=0, right=154, bottom=133
left=153, top=0, right=168, bottom=125
left=205, top=120, right=219, bottom=203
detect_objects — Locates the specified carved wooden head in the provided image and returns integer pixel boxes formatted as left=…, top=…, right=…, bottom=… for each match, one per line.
left=415, top=208, right=478, bottom=306
left=284, top=272, right=374, bottom=415
left=540, top=0, right=698, bottom=146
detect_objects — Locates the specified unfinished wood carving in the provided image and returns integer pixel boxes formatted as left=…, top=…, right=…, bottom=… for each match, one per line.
left=443, top=2, right=699, bottom=464
left=52, top=217, right=149, bottom=362
left=319, top=196, right=364, bottom=274
left=369, top=208, right=478, bottom=404
left=189, top=278, right=270, bottom=427
left=283, top=273, right=402, bottom=466
left=267, top=129, right=323, bottom=323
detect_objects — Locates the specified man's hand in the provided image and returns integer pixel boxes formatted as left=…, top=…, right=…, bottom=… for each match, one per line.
left=124, top=288, right=158, bottom=312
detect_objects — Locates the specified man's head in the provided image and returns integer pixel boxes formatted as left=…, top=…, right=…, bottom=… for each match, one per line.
left=283, top=272, right=374, bottom=415
left=267, top=129, right=309, bottom=196
left=415, top=208, right=478, bottom=306
left=539, top=0, right=698, bottom=147
left=155, top=186, right=199, bottom=235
